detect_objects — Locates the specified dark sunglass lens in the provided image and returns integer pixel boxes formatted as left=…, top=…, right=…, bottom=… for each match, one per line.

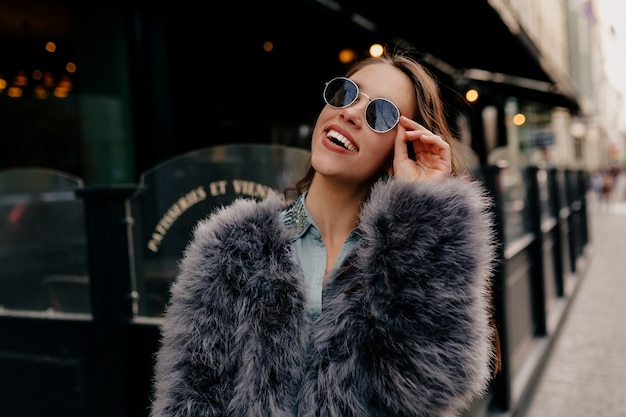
left=366, top=99, right=400, bottom=132
left=324, top=78, right=358, bottom=108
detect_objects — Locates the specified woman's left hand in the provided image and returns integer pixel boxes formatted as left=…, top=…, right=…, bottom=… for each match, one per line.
left=391, top=116, right=452, bottom=182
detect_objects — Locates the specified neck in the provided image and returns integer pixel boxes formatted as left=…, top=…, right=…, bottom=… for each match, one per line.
left=305, top=175, right=369, bottom=244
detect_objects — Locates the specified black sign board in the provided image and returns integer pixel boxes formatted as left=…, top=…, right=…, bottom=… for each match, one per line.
left=132, top=144, right=311, bottom=316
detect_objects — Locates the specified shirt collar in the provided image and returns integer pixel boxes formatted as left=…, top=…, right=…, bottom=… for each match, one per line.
left=283, top=192, right=314, bottom=239
left=282, top=191, right=361, bottom=243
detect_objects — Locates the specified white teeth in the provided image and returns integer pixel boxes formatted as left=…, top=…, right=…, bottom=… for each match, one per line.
left=327, top=129, right=357, bottom=152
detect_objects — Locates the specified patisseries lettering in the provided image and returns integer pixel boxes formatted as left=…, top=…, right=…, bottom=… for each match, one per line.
left=147, top=180, right=279, bottom=253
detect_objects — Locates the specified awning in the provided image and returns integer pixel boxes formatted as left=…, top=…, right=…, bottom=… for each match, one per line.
left=321, top=0, right=581, bottom=111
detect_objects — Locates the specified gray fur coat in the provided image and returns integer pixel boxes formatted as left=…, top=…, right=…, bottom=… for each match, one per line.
left=150, top=177, right=497, bottom=417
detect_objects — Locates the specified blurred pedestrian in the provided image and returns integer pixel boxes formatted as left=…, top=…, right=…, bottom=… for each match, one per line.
left=150, top=49, right=500, bottom=417
left=591, top=170, right=604, bottom=208
left=601, top=170, right=614, bottom=210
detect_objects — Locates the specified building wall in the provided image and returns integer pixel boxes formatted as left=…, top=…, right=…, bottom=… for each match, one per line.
left=488, top=0, right=614, bottom=171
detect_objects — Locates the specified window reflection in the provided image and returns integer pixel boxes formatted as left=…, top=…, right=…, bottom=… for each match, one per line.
left=500, top=166, right=530, bottom=244
left=0, top=168, right=89, bottom=314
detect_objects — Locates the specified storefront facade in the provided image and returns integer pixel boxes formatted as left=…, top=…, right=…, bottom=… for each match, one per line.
left=0, top=0, right=581, bottom=183
left=0, top=1, right=588, bottom=416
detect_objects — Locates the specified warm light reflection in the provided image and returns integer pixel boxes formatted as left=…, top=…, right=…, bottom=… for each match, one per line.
left=8, top=86, right=23, bottom=98
left=369, top=43, right=384, bottom=58
left=43, top=71, right=54, bottom=88
left=513, top=113, right=526, bottom=126
left=58, top=75, right=72, bottom=91
left=2, top=40, right=75, bottom=100
left=14, top=70, right=28, bottom=86
left=338, top=49, right=356, bottom=64
left=263, top=41, right=273, bottom=52
left=54, top=87, right=69, bottom=98
left=34, top=85, right=48, bottom=99
left=465, top=89, right=479, bottom=102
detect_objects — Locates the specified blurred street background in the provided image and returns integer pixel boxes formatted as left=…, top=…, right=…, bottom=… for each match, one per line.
left=1, top=1, right=625, bottom=416
left=524, top=172, right=626, bottom=417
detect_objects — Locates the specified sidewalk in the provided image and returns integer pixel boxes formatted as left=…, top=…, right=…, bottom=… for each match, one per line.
left=523, top=176, right=626, bottom=417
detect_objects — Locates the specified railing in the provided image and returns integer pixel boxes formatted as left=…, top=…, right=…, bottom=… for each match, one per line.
left=0, top=146, right=591, bottom=417
left=477, top=165, right=590, bottom=416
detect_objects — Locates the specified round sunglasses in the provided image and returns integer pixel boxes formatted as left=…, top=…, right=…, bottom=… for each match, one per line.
left=323, top=77, right=401, bottom=133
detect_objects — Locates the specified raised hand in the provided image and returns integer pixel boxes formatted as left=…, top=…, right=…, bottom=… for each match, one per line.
left=392, top=116, right=452, bottom=182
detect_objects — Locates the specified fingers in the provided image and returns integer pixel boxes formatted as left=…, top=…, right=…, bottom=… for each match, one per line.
left=393, top=122, right=410, bottom=162
left=393, top=116, right=452, bottom=182
left=398, top=116, right=446, bottom=151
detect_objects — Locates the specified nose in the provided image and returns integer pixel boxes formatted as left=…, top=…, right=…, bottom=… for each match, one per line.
left=340, top=93, right=370, bottom=127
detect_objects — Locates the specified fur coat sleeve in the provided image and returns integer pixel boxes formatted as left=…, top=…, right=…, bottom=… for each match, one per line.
left=150, top=177, right=497, bottom=417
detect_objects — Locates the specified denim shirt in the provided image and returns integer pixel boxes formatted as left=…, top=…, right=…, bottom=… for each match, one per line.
left=282, top=192, right=359, bottom=320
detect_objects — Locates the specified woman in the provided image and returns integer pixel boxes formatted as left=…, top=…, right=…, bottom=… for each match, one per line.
left=150, top=50, right=500, bottom=417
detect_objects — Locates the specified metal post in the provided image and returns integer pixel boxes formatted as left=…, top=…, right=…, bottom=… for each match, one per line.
left=77, top=184, right=138, bottom=417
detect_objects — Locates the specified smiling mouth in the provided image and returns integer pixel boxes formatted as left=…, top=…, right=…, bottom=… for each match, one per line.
left=327, top=129, right=357, bottom=152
